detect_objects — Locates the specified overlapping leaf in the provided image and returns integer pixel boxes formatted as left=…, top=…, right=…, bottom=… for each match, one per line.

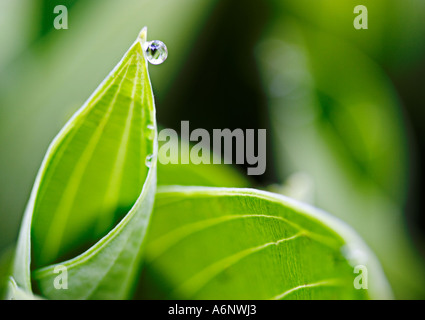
left=136, top=186, right=391, bottom=300
left=9, top=28, right=157, bottom=300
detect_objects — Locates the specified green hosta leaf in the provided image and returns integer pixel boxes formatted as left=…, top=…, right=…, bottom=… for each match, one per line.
left=10, top=27, right=157, bottom=300
left=137, top=186, right=392, bottom=300
left=6, top=278, right=42, bottom=300
left=0, top=0, right=218, bottom=258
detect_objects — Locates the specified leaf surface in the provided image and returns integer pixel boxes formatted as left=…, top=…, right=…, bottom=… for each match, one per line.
left=10, top=28, right=157, bottom=300
left=137, top=186, right=392, bottom=300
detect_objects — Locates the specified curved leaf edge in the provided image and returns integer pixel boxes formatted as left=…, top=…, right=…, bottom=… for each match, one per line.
left=153, top=185, right=394, bottom=300
left=9, top=27, right=157, bottom=298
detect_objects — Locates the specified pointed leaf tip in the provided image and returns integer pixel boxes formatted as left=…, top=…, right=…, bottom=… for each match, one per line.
left=138, top=26, right=148, bottom=44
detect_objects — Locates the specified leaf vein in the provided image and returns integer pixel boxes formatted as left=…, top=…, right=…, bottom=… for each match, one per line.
left=271, top=278, right=343, bottom=300
left=174, top=232, right=304, bottom=298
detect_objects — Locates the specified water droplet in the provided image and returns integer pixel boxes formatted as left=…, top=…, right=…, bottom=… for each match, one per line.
left=146, top=124, right=155, bottom=140
left=145, top=154, right=154, bottom=168
left=143, top=40, right=168, bottom=65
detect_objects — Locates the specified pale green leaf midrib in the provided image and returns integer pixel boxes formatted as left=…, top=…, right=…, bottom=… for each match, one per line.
left=95, top=58, right=143, bottom=234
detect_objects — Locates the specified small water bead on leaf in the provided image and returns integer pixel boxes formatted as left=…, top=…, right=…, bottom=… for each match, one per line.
left=145, top=124, right=155, bottom=140
left=143, top=40, right=168, bottom=65
left=145, top=154, right=154, bottom=168
left=146, top=124, right=155, bottom=140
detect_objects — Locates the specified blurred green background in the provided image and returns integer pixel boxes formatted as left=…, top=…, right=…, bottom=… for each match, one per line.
left=1, top=0, right=425, bottom=299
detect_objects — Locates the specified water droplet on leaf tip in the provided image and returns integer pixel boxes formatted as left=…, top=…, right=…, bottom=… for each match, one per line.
left=143, top=40, right=168, bottom=65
